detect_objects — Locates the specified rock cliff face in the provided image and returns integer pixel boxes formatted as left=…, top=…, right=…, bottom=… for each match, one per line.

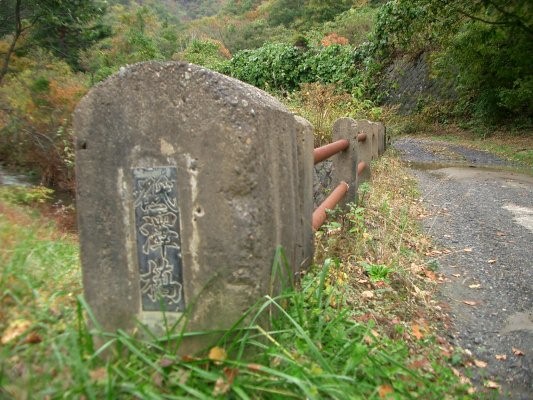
left=381, top=52, right=455, bottom=113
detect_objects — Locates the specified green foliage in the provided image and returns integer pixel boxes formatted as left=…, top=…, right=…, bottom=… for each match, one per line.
left=0, top=0, right=110, bottom=73
left=0, top=185, right=54, bottom=205
left=0, top=230, right=473, bottom=399
left=228, top=42, right=303, bottom=91
left=361, top=262, right=393, bottom=282
left=177, top=39, right=230, bottom=71
left=227, top=42, right=361, bottom=93
left=80, top=5, right=172, bottom=83
left=0, top=53, right=86, bottom=190
left=368, top=0, right=533, bottom=125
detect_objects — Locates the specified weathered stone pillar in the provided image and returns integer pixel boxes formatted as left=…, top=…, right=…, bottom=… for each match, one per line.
left=375, top=122, right=386, bottom=156
left=355, top=120, right=373, bottom=187
left=331, top=117, right=359, bottom=207
left=294, top=116, right=314, bottom=273
left=74, top=62, right=313, bottom=349
left=370, top=121, right=379, bottom=160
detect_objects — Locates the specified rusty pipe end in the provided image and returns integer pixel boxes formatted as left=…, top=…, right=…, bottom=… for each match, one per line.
left=357, top=161, right=367, bottom=176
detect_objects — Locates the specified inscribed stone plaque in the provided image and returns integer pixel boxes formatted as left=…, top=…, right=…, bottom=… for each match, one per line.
left=133, top=166, right=185, bottom=312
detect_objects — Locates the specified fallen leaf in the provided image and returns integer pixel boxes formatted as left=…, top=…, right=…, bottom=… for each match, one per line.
left=467, top=387, right=477, bottom=394
left=484, top=380, right=500, bottom=390
left=223, top=367, right=239, bottom=384
left=160, top=357, right=174, bottom=368
left=24, top=331, right=42, bottom=344
left=452, top=273, right=461, bottom=278
left=89, top=367, right=107, bottom=382
left=247, top=363, right=263, bottom=372
left=512, top=347, right=524, bottom=356
left=462, top=300, right=478, bottom=306
left=168, top=369, right=191, bottom=386
left=208, top=346, right=227, bottom=362
left=412, top=324, right=424, bottom=340
left=424, top=270, right=437, bottom=281
left=357, top=279, right=369, bottom=284
left=1, top=319, right=31, bottom=344
left=473, top=359, right=487, bottom=368
left=487, top=259, right=497, bottom=264
left=361, top=290, right=374, bottom=299
left=463, top=248, right=473, bottom=252
left=152, top=372, right=163, bottom=387
left=378, top=384, right=394, bottom=398
left=213, top=377, right=230, bottom=396
left=495, top=354, right=507, bottom=361
left=468, top=284, right=481, bottom=289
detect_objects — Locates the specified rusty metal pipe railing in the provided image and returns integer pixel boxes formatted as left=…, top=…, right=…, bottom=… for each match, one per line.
left=357, top=161, right=367, bottom=176
left=313, top=139, right=349, bottom=164
left=312, top=181, right=349, bottom=231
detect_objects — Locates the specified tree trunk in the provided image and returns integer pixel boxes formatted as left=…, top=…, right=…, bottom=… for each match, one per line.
left=0, top=0, right=23, bottom=85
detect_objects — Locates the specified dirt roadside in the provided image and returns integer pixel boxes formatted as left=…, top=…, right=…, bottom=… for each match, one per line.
left=394, top=137, right=533, bottom=399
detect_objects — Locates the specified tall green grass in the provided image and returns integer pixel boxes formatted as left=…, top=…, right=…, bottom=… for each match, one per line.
left=1, top=188, right=472, bottom=399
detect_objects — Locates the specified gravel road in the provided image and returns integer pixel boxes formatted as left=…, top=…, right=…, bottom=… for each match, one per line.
left=394, top=137, right=533, bottom=399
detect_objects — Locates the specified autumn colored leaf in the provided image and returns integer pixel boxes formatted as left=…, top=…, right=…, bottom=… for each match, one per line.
left=424, top=270, right=437, bottom=281
left=473, top=359, right=487, bottom=368
left=495, top=354, right=507, bottom=361
left=24, top=331, right=43, bottom=344
left=487, top=259, right=497, bottom=264
left=223, top=367, right=239, bottom=384
left=378, top=384, right=394, bottom=398
left=247, top=363, right=263, bottom=372
left=463, top=248, right=473, bottom=252
left=208, top=346, right=227, bottom=362
left=89, top=367, right=107, bottom=382
left=512, top=347, right=524, bottom=356
left=484, top=380, right=501, bottom=390
left=462, top=300, right=478, bottom=306
left=412, top=324, right=424, bottom=340
left=1, top=319, right=31, bottom=344
left=213, top=377, right=231, bottom=396
left=160, top=357, right=174, bottom=368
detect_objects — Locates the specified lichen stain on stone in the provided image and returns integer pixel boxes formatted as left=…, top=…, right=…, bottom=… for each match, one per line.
left=160, top=138, right=176, bottom=156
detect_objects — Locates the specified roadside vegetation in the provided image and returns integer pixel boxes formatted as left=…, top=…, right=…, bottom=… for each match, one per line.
left=1, top=157, right=477, bottom=398
left=1, top=0, right=531, bottom=398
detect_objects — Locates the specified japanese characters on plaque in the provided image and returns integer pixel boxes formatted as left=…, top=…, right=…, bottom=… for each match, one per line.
left=133, top=167, right=185, bottom=312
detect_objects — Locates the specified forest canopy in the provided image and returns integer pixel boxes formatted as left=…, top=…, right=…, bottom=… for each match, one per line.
left=1, top=0, right=532, bottom=188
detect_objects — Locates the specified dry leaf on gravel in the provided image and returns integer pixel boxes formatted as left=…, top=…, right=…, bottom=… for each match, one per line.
left=487, top=259, right=497, bottom=264
left=452, top=274, right=461, bottom=277
left=378, top=384, right=394, bottom=398
left=462, top=300, right=478, bottom=306
left=468, top=284, right=481, bottom=289
left=1, top=319, right=31, bottom=344
left=512, top=347, right=525, bottom=356
left=463, top=248, right=473, bottom=252
left=361, top=290, right=374, bottom=299
left=473, top=360, right=487, bottom=368
left=412, top=324, right=424, bottom=340
left=495, top=354, right=507, bottom=361
left=484, top=380, right=501, bottom=390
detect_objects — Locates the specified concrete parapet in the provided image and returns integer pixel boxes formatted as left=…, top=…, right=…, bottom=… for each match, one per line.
left=331, top=118, right=359, bottom=207
left=74, top=62, right=313, bottom=350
